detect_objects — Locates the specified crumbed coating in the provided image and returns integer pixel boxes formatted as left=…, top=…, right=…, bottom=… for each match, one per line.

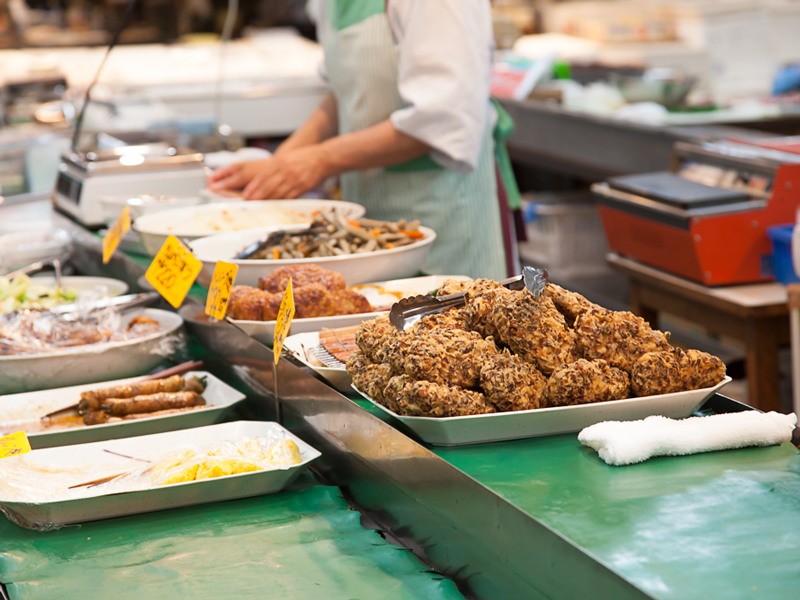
left=545, top=359, right=630, bottom=406
left=544, top=284, right=599, bottom=328
left=381, top=330, right=414, bottom=374
left=346, top=353, right=395, bottom=409
left=403, top=329, right=499, bottom=389
left=464, top=279, right=515, bottom=339
left=439, top=279, right=473, bottom=296
left=411, top=307, right=470, bottom=333
left=384, top=375, right=496, bottom=417
left=480, top=350, right=547, bottom=412
left=574, top=307, right=671, bottom=373
left=227, top=286, right=270, bottom=320
left=328, top=289, right=373, bottom=315
left=631, top=349, right=687, bottom=397
left=258, top=264, right=346, bottom=293
left=290, top=284, right=337, bottom=319
left=683, top=349, right=726, bottom=390
left=355, top=314, right=397, bottom=361
left=492, top=290, right=579, bottom=375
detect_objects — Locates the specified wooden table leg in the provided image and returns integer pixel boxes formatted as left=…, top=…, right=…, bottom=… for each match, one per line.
left=629, top=281, right=659, bottom=328
left=745, top=318, right=781, bottom=412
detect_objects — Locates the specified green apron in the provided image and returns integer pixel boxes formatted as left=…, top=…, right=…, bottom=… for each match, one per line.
left=318, top=0, right=507, bottom=281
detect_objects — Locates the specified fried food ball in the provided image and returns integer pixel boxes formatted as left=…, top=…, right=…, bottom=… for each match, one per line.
left=631, top=349, right=687, bottom=397
left=574, top=307, right=671, bottom=373
left=544, top=284, right=600, bottom=328
left=411, top=307, right=470, bottom=333
left=480, top=350, right=547, bottom=412
left=545, top=359, right=630, bottom=407
left=684, top=349, right=726, bottom=390
left=464, top=279, right=515, bottom=339
left=439, top=279, right=473, bottom=296
left=383, top=375, right=496, bottom=417
left=329, top=289, right=373, bottom=315
left=355, top=314, right=397, bottom=361
left=403, top=329, right=499, bottom=389
left=227, top=286, right=271, bottom=320
left=258, top=264, right=346, bottom=293
left=492, top=290, right=579, bottom=375
left=346, top=353, right=396, bottom=409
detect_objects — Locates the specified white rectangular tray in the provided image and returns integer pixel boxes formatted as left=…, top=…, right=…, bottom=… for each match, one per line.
left=0, top=421, right=321, bottom=529
left=355, top=377, right=732, bottom=446
left=0, top=371, right=246, bottom=449
left=284, top=331, right=351, bottom=394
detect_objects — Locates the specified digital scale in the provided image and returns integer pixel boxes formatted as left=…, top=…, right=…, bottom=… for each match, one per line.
left=592, top=140, right=800, bottom=286
left=52, top=142, right=206, bottom=227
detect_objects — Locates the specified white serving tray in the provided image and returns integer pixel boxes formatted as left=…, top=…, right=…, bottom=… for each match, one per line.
left=231, top=274, right=470, bottom=344
left=284, top=331, right=351, bottom=394
left=0, top=421, right=321, bottom=529
left=354, top=377, right=732, bottom=446
left=0, top=371, right=246, bottom=449
left=0, top=308, right=184, bottom=395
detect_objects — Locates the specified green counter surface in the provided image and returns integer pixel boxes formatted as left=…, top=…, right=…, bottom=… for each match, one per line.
left=0, top=475, right=463, bottom=600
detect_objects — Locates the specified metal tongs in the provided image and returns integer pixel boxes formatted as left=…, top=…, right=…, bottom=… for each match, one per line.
left=389, top=266, right=549, bottom=331
left=51, top=291, right=161, bottom=318
left=3, top=257, right=66, bottom=288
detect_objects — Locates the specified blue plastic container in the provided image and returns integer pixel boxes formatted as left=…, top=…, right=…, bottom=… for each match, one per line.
left=767, top=224, right=800, bottom=284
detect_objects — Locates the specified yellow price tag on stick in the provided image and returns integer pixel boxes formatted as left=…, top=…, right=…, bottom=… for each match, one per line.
left=273, top=278, right=295, bottom=365
left=0, top=431, right=31, bottom=459
left=205, top=261, right=238, bottom=320
left=145, top=235, right=203, bottom=308
left=102, top=205, right=131, bottom=264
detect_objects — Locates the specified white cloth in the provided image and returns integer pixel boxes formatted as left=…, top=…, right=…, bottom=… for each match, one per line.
left=578, top=412, right=797, bottom=467
left=306, top=0, right=494, bottom=172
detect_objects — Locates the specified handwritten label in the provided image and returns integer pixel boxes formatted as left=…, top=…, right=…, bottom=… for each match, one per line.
left=205, top=261, right=238, bottom=320
left=0, top=431, right=31, bottom=459
left=145, top=235, right=203, bottom=308
left=273, top=278, right=296, bottom=365
left=102, top=205, right=131, bottom=264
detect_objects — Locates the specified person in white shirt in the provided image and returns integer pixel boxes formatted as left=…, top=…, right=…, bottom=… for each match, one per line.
left=208, top=0, right=507, bottom=280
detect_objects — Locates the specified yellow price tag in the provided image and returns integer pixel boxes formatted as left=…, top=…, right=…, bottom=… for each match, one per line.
left=273, top=278, right=295, bottom=365
left=145, top=235, right=203, bottom=309
left=205, top=261, right=238, bottom=320
left=102, top=205, right=131, bottom=264
left=0, top=431, right=31, bottom=459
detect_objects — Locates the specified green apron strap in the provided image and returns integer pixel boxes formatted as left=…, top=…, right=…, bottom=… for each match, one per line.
left=491, top=99, right=522, bottom=211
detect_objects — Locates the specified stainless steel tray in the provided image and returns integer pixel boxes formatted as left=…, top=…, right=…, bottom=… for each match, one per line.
left=354, top=377, right=733, bottom=446
left=0, top=421, right=321, bottom=529
left=0, top=371, right=246, bottom=449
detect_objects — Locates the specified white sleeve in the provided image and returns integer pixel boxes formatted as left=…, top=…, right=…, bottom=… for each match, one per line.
left=387, top=0, right=495, bottom=173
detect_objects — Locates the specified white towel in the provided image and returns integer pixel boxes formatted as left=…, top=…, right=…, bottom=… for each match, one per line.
left=578, top=411, right=798, bottom=466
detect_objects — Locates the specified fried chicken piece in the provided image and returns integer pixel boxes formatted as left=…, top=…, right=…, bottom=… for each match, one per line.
left=492, top=290, right=579, bottom=375
left=574, top=307, right=671, bottom=373
left=381, top=330, right=414, bottom=373
left=293, top=284, right=338, bottom=319
left=544, top=284, right=600, bottom=328
left=384, top=375, right=496, bottom=417
left=258, top=264, right=346, bottom=293
left=346, top=353, right=396, bottom=409
left=227, top=286, right=271, bottom=320
left=329, top=289, right=373, bottom=315
left=403, top=329, right=499, bottom=389
left=545, top=359, right=630, bottom=407
left=683, top=349, right=726, bottom=390
left=631, top=348, right=687, bottom=397
left=464, top=278, right=515, bottom=339
left=411, top=307, right=470, bottom=333
left=480, top=350, right=547, bottom=412
left=355, top=314, right=397, bottom=361
left=439, top=279, right=473, bottom=296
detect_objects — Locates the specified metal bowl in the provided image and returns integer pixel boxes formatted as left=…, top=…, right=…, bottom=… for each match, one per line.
left=613, top=71, right=695, bottom=109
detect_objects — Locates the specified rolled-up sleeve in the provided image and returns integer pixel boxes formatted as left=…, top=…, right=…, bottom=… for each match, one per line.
left=388, top=0, right=494, bottom=173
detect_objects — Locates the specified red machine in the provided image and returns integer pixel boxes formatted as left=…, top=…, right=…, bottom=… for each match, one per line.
left=592, top=140, right=800, bottom=286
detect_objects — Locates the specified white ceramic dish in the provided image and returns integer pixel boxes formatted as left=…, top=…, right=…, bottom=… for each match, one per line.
left=100, top=195, right=205, bottom=226
left=0, top=421, right=321, bottom=529
left=31, top=275, right=129, bottom=297
left=0, top=308, right=184, bottom=395
left=230, top=274, right=469, bottom=344
left=0, top=371, right=246, bottom=449
left=354, top=377, right=733, bottom=446
left=0, top=229, right=72, bottom=273
left=284, top=331, right=351, bottom=394
left=133, top=200, right=365, bottom=256
left=192, top=226, right=437, bottom=288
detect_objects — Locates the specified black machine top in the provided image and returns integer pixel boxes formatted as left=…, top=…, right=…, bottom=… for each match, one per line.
left=607, top=172, right=752, bottom=210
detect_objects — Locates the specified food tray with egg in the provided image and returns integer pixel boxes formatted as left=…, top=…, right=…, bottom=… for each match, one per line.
left=353, top=379, right=731, bottom=446
left=0, top=421, right=321, bottom=529
left=230, top=274, right=470, bottom=344
left=0, top=371, right=246, bottom=449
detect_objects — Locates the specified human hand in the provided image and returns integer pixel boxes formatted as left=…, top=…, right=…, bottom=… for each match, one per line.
left=207, top=159, right=272, bottom=196
left=241, top=145, right=331, bottom=200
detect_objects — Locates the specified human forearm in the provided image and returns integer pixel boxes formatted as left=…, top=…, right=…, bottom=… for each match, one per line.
left=275, top=92, right=339, bottom=155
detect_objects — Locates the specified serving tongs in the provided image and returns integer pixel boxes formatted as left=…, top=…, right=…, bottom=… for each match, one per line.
left=234, top=224, right=328, bottom=259
left=389, top=266, right=549, bottom=331
left=3, top=256, right=67, bottom=288
left=51, top=291, right=161, bottom=319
